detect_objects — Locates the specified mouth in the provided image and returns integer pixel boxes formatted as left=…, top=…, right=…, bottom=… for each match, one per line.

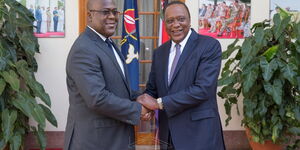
left=172, top=29, right=183, bottom=36
left=106, top=22, right=117, bottom=28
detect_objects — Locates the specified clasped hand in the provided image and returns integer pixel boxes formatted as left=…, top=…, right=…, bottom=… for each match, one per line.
left=137, top=93, right=159, bottom=121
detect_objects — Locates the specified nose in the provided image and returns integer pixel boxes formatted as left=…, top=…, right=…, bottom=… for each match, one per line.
left=172, top=20, right=180, bottom=27
left=107, top=13, right=117, bottom=20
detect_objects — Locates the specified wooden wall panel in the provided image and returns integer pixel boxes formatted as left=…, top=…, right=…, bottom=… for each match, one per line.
left=79, top=0, right=87, bottom=33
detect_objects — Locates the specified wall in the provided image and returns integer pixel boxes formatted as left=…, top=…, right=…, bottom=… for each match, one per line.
left=32, top=0, right=78, bottom=131
left=35, top=0, right=269, bottom=131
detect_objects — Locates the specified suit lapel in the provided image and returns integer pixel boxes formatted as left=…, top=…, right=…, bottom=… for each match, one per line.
left=169, top=30, right=198, bottom=86
left=85, top=27, right=130, bottom=91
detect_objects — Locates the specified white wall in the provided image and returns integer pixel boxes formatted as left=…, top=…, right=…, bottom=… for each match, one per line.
left=35, top=0, right=269, bottom=131
left=32, top=0, right=78, bottom=131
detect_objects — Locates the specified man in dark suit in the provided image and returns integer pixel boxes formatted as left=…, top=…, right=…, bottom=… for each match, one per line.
left=53, top=7, right=59, bottom=32
left=35, top=6, right=42, bottom=33
left=137, top=1, right=226, bottom=150
left=64, top=0, right=150, bottom=149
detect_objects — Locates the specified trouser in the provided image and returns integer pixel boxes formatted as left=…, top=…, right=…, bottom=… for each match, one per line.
left=161, top=132, right=175, bottom=150
left=36, top=21, right=41, bottom=33
left=54, top=20, right=58, bottom=32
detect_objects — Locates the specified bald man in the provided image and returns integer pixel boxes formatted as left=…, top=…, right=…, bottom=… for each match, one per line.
left=64, top=0, right=149, bottom=149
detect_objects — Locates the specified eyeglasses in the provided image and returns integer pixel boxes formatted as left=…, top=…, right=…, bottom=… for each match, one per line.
left=89, top=9, right=120, bottom=16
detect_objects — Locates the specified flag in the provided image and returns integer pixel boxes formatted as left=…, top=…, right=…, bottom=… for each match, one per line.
left=121, top=0, right=140, bottom=91
left=158, top=0, right=169, bottom=46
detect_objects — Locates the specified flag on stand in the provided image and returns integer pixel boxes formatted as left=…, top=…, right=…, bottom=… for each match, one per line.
left=121, top=0, right=140, bottom=91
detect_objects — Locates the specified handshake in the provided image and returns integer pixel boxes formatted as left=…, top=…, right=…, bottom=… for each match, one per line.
left=137, top=93, right=159, bottom=121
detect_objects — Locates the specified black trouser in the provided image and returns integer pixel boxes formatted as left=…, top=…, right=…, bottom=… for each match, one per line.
left=161, top=132, right=175, bottom=150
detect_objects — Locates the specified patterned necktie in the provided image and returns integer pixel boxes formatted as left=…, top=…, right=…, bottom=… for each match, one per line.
left=105, top=38, right=126, bottom=77
left=105, top=39, right=114, bottom=52
left=105, top=39, right=125, bottom=61
left=169, top=44, right=181, bottom=84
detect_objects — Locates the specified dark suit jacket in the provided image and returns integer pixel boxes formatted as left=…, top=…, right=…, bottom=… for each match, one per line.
left=35, top=9, right=42, bottom=21
left=146, top=29, right=225, bottom=150
left=64, top=27, right=142, bottom=150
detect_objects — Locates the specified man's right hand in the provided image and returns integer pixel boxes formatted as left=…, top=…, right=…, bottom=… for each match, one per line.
left=137, top=93, right=159, bottom=110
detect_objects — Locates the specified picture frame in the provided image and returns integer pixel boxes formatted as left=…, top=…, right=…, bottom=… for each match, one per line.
left=17, top=0, right=65, bottom=38
left=198, top=0, right=251, bottom=39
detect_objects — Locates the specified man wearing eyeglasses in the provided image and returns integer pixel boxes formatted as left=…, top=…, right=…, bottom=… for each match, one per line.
left=64, top=0, right=150, bottom=149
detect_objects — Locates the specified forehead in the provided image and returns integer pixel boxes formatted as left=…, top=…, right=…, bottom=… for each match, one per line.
left=165, top=4, right=188, bottom=18
left=92, top=0, right=116, bottom=9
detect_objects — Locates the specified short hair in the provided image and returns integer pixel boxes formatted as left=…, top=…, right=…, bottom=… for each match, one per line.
left=87, top=0, right=106, bottom=10
left=163, top=1, right=191, bottom=19
left=87, top=0, right=96, bottom=10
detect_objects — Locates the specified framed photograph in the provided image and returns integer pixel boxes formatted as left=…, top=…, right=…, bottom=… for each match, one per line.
left=198, top=0, right=251, bottom=39
left=17, top=0, right=65, bottom=38
left=270, top=0, right=300, bottom=23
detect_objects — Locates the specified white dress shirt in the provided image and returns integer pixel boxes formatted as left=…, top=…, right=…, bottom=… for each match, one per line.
left=88, top=26, right=125, bottom=77
left=168, top=29, right=192, bottom=81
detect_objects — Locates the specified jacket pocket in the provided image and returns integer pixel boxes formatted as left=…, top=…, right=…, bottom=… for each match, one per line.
left=94, top=118, right=122, bottom=128
left=190, top=109, right=216, bottom=121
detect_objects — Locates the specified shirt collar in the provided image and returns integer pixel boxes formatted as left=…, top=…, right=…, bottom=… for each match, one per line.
left=87, top=25, right=109, bottom=42
left=170, top=29, right=192, bottom=52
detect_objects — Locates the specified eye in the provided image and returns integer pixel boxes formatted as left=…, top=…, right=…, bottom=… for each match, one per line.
left=112, top=10, right=119, bottom=15
left=166, top=19, right=174, bottom=24
left=102, top=10, right=110, bottom=15
left=178, top=17, right=186, bottom=22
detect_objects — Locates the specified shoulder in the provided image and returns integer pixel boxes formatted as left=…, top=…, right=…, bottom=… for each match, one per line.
left=69, top=32, right=97, bottom=56
left=195, top=33, right=221, bottom=49
left=154, top=41, right=171, bottom=54
left=67, top=33, right=102, bottom=68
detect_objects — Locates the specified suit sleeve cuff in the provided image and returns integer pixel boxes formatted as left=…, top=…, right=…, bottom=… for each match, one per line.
left=128, top=102, right=142, bottom=125
left=161, top=96, right=178, bottom=118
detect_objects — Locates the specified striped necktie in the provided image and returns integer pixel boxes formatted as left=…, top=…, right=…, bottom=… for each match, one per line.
left=169, top=44, right=181, bottom=84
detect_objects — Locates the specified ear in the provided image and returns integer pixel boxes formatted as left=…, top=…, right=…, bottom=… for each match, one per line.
left=87, top=11, right=92, bottom=22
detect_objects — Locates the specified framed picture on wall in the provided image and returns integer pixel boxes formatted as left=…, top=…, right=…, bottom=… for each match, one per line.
left=17, top=0, right=65, bottom=38
left=270, top=0, right=300, bottom=23
left=198, top=0, right=251, bottom=39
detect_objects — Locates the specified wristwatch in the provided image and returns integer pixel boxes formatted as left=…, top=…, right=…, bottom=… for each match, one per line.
left=157, top=98, right=163, bottom=110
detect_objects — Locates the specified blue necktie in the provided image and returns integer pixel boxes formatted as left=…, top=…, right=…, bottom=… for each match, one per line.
left=169, top=44, right=181, bottom=84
